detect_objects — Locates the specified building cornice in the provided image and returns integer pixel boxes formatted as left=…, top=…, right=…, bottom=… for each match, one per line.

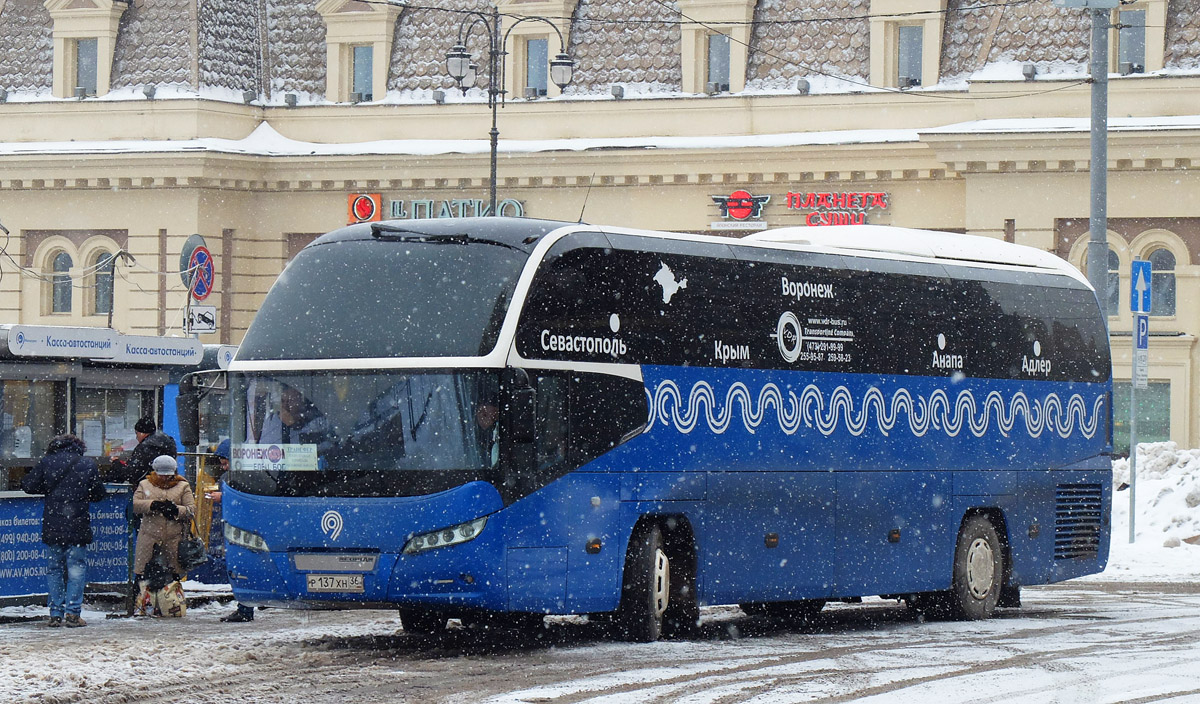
left=0, top=138, right=948, bottom=194
left=920, top=122, right=1200, bottom=174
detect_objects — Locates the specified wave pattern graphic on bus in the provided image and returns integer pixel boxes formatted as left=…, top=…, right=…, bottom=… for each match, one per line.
left=644, top=380, right=1106, bottom=440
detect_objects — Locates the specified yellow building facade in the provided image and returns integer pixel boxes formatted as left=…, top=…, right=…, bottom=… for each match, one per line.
left=0, top=0, right=1197, bottom=452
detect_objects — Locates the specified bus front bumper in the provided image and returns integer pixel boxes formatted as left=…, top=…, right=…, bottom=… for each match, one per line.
left=225, top=518, right=512, bottom=612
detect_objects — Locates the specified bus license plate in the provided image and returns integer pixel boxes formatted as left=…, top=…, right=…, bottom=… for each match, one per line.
left=306, top=574, right=365, bottom=593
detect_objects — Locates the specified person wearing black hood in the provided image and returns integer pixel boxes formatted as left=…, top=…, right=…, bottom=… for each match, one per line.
left=108, top=417, right=178, bottom=485
left=21, top=434, right=108, bottom=628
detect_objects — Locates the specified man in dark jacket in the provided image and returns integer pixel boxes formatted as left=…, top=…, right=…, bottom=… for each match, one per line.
left=108, top=417, right=177, bottom=484
left=21, top=434, right=108, bottom=628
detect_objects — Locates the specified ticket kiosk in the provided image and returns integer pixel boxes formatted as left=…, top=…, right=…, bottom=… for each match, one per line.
left=0, top=324, right=204, bottom=602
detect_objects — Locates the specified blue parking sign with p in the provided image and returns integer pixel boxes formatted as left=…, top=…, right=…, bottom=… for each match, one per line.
left=1130, top=260, right=1152, bottom=313
left=1135, top=314, right=1149, bottom=350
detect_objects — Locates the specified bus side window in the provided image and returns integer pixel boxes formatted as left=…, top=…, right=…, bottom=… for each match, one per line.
left=570, top=372, right=648, bottom=467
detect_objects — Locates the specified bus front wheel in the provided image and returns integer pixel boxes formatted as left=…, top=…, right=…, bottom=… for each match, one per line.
left=399, top=608, right=448, bottom=635
left=616, top=523, right=670, bottom=642
left=948, top=514, right=1004, bottom=620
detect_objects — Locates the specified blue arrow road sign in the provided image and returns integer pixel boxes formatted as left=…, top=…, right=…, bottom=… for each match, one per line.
left=1130, top=260, right=1152, bottom=313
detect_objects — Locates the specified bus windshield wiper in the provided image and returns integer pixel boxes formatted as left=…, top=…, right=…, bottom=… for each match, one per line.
left=369, top=223, right=527, bottom=252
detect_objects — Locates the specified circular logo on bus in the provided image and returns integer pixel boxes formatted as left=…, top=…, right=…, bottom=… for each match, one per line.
left=266, top=445, right=284, bottom=463
left=774, top=311, right=802, bottom=363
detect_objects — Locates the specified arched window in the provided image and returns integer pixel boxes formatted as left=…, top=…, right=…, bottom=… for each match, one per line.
left=51, top=252, right=73, bottom=313
left=1147, top=248, right=1176, bottom=316
left=1081, top=247, right=1120, bottom=315
left=92, top=251, right=115, bottom=315
left=1107, top=247, right=1120, bottom=315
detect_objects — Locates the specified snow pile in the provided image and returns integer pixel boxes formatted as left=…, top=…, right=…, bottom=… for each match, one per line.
left=1098, top=441, right=1200, bottom=582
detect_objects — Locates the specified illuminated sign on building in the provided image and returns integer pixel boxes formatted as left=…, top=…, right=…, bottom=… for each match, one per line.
left=786, top=191, right=890, bottom=226
left=711, top=190, right=771, bottom=230
left=389, top=198, right=525, bottom=219
left=347, top=193, right=382, bottom=224
left=347, top=195, right=527, bottom=222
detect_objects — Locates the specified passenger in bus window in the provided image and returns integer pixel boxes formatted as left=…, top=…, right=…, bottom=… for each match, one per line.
left=475, top=399, right=499, bottom=467
left=474, top=377, right=500, bottom=468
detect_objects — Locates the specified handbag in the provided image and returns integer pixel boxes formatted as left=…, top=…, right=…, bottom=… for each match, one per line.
left=177, top=519, right=209, bottom=572
left=155, top=580, right=188, bottom=618
left=136, top=579, right=188, bottom=618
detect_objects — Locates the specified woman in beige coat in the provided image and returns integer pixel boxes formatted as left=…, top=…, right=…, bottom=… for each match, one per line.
left=132, top=455, right=195, bottom=578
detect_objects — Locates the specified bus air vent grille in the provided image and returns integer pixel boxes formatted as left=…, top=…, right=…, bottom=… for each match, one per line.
left=1054, top=483, right=1103, bottom=560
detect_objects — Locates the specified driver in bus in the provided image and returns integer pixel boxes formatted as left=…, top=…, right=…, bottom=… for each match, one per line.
left=248, top=382, right=329, bottom=447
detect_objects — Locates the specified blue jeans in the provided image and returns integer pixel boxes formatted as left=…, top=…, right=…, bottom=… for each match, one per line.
left=45, top=545, right=88, bottom=618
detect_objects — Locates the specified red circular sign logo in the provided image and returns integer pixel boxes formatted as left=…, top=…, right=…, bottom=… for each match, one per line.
left=351, top=194, right=377, bottom=222
left=725, top=190, right=756, bottom=220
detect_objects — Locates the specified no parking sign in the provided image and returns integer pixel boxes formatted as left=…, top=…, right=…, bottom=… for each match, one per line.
left=188, top=246, right=215, bottom=301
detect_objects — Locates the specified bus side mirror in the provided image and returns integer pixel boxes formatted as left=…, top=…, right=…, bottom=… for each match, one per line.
left=509, top=387, right=535, bottom=444
left=177, top=374, right=200, bottom=447
left=504, top=368, right=535, bottom=444
left=176, top=370, right=226, bottom=448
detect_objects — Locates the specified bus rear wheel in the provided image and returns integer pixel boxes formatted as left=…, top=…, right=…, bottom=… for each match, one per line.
left=947, top=515, right=1004, bottom=620
left=616, top=523, right=670, bottom=642
left=399, top=608, right=448, bottom=635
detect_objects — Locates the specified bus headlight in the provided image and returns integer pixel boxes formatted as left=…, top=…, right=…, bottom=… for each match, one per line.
left=403, top=517, right=488, bottom=555
left=224, top=522, right=270, bottom=553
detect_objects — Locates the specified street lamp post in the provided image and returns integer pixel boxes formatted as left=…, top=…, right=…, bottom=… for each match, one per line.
left=446, top=6, right=575, bottom=216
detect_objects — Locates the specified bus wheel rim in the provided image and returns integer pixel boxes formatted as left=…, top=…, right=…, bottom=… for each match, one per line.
left=966, top=537, right=995, bottom=600
left=652, top=548, right=670, bottom=618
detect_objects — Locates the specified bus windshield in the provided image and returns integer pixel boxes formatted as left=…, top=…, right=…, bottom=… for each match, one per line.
left=237, top=239, right=528, bottom=361
left=225, top=371, right=500, bottom=497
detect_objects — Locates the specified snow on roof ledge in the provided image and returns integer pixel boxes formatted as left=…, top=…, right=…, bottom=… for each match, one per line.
left=921, top=114, right=1200, bottom=136
left=747, top=225, right=1091, bottom=287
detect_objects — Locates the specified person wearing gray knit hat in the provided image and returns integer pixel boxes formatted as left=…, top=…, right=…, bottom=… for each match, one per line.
left=151, top=455, right=178, bottom=475
left=131, top=453, right=195, bottom=589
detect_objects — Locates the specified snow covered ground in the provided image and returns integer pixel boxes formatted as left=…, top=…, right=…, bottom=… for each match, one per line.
left=2, top=445, right=1198, bottom=704
left=1090, top=442, right=1200, bottom=582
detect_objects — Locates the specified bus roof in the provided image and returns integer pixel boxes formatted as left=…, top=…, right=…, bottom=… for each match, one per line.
left=744, top=225, right=1091, bottom=288
left=311, top=219, right=1088, bottom=289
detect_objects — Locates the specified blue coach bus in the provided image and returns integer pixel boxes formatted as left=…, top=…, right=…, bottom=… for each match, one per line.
left=178, top=218, right=1111, bottom=641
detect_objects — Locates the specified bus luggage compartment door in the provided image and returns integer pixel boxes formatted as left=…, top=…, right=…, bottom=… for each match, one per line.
left=702, top=471, right=835, bottom=604
left=834, top=471, right=954, bottom=596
